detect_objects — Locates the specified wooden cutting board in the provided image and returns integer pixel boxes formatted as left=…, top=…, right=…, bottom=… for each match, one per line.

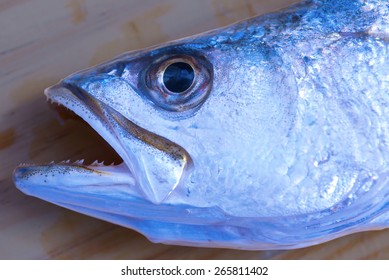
left=1, top=0, right=388, bottom=259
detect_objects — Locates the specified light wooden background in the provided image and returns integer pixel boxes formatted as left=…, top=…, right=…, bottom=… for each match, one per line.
left=0, top=0, right=388, bottom=259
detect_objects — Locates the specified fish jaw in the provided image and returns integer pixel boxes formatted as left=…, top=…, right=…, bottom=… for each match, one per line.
left=36, top=82, right=190, bottom=204
left=13, top=163, right=137, bottom=207
left=11, top=81, right=143, bottom=216
left=12, top=77, right=192, bottom=223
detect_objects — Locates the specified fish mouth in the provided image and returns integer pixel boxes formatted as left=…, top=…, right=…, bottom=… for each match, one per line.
left=14, top=81, right=191, bottom=205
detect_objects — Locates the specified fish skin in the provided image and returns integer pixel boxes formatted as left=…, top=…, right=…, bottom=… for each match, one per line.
left=13, top=0, right=389, bottom=249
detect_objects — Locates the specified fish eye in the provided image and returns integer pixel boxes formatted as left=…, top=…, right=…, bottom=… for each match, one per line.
left=142, top=53, right=213, bottom=112
left=162, top=62, right=194, bottom=93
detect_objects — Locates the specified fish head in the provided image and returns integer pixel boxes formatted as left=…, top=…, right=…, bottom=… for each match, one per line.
left=13, top=24, right=298, bottom=248
left=12, top=0, right=389, bottom=250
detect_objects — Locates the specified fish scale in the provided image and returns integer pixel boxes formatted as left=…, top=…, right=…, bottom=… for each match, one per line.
left=13, top=0, right=389, bottom=249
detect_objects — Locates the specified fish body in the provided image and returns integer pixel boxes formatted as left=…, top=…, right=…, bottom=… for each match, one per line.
left=13, top=0, right=389, bottom=249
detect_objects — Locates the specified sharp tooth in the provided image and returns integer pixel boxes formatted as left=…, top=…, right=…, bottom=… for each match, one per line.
left=73, top=159, right=85, bottom=165
left=91, top=160, right=107, bottom=166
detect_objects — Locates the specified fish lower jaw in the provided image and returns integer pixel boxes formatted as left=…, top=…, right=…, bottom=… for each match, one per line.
left=13, top=161, right=138, bottom=211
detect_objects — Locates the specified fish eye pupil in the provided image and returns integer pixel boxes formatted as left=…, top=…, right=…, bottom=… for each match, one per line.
left=163, top=62, right=194, bottom=93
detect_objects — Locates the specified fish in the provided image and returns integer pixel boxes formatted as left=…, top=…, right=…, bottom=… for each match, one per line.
left=13, top=0, right=388, bottom=250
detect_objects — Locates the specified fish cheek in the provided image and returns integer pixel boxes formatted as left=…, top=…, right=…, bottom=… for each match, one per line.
left=177, top=61, right=299, bottom=208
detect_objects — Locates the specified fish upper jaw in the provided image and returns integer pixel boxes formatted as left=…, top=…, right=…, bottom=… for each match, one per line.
left=16, top=81, right=191, bottom=205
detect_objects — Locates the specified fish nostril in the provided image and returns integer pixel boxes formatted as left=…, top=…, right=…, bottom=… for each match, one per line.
left=162, top=62, right=195, bottom=93
left=106, top=62, right=126, bottom=77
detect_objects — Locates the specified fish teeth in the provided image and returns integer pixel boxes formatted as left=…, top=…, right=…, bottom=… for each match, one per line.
left=47, top=97, right=58, bottom=105
left=47, top=97, right=70, bottom=110
left=91, top=160, right=104, bottom=166
left=88, top=160, right=113, bottom=166
left=73, top=159, right=85, bottom=165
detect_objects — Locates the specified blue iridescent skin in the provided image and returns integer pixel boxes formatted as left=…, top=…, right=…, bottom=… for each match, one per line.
left=13, top=0, right=388, bottom=249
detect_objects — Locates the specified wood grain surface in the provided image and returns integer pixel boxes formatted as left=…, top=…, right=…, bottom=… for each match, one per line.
left=1, top=0, right=388, bottom=259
